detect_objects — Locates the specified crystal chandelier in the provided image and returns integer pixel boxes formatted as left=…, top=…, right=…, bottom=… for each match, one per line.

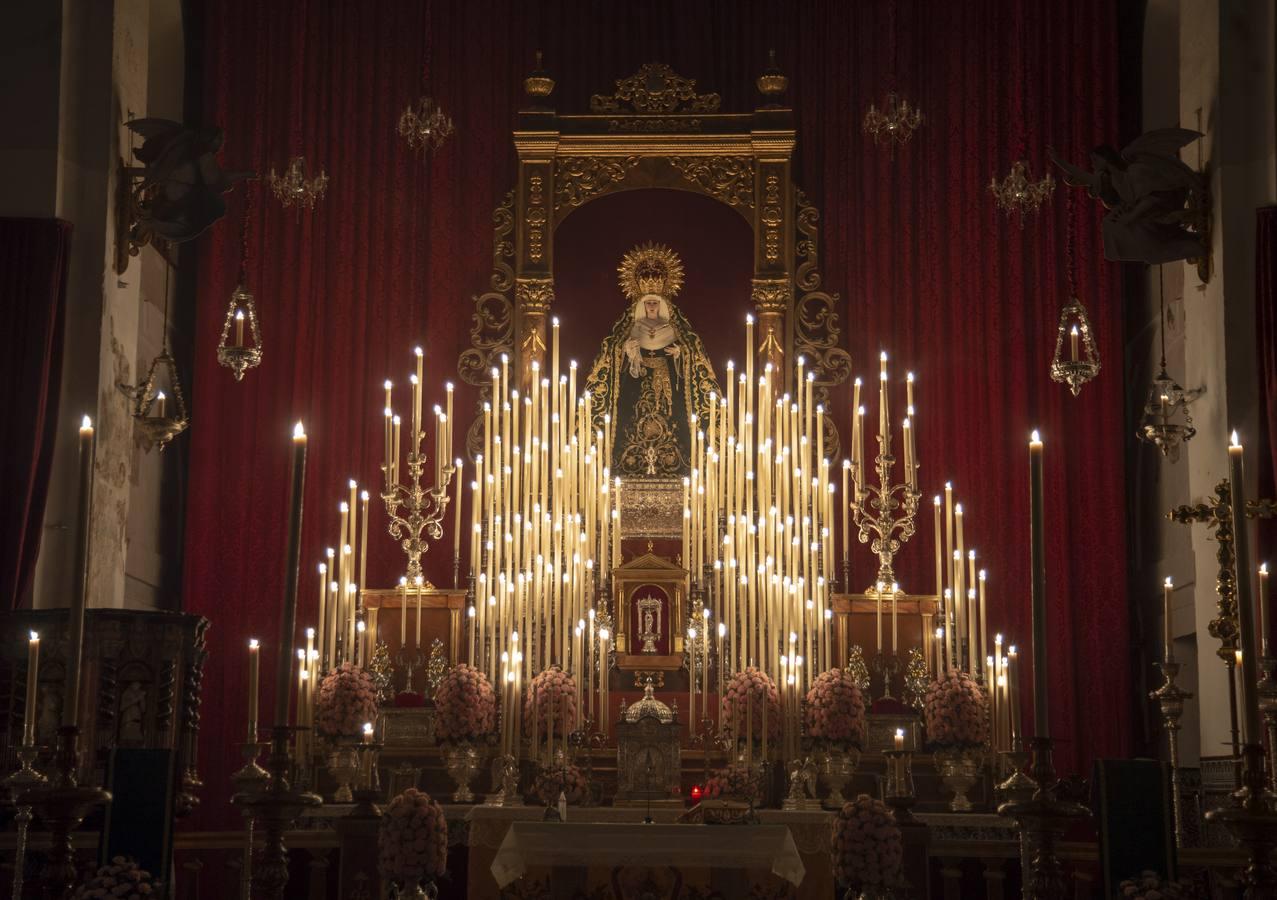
left=1138, top=267, right=1196, bottom=461
left=217, top=194, right=263, bottom=381
left=990, top=161, right=1055, bottom=225
left=862, top=93, right=924, bottom=149
left=398, top=96, right=454, bottom=154
left=267, top=156, right=329, bottom=218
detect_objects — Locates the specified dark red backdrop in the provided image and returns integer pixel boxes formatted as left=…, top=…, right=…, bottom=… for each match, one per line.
left=186, top=0, right=1128, bottom=827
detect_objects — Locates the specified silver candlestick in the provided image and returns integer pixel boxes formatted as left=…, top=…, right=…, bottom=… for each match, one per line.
left=1150, top=660, right=1193, bottom=847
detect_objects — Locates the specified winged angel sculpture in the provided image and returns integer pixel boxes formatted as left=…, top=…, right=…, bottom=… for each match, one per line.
left=1051, top=128, right=1209, bottom=267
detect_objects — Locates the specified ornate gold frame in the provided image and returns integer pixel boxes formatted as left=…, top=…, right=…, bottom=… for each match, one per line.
left=458, top=61, right=850, bottom=459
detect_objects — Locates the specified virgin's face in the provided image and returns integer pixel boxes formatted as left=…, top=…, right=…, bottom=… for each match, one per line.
left=643, top=298, right=661, bottom=319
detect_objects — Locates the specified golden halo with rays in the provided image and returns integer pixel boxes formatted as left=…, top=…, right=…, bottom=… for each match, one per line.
left=617, top=242, right=685, bottom=302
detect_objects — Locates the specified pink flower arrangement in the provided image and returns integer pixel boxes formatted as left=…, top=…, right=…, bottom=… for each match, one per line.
left=830, top=795, right=904, bottom=890
left=72, top=856, right=159, bottom=899
left=532, top=764, right=588, bottom=806
left=720, top=667, right=781, bottom=741
left=315, top=662, right=379, bottom=738
left=523, top=666, right=578, bottom=736
left=378, top=788, right=448, bottom=884
left=1119, top=871, right=1192, bottom=899
left=434, top=664, right=496, bottom=745
left=923, top=669, right=989, bottom=749
left=704, top=763, right=763, bottom=804
left=805, top=668, right=867, bottom=748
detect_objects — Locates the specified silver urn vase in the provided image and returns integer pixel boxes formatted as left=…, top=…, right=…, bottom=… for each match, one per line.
left=934, top=746, right=982, bottom=812
left=445, top=743, right=481, bottom=803
left=326, top=740, right=361, bottom=803
left=821, top=746, right=861, bottom=810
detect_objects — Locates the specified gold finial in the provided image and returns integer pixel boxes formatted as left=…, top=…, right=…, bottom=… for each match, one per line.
left=524, top=50, right=555, bottom=100
left=757, top=49, right=788, bottom=100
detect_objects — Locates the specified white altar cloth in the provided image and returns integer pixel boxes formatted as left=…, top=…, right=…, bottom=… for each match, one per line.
left=490, top=821, right=806, bottom=888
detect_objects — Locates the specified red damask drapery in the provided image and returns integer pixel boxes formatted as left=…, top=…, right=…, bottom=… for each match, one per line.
left=0, top=218, right=70, bottom=610
left=186, top=0, right=1129, bottom=828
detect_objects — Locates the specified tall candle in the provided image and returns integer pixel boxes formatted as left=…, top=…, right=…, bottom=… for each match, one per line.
left=688, top=626, right=697, bottom=736
left=453, top=457, right=464, bottom=586
left=247, top=638, right=260, bottom=742
left=1008, top=645, right=1021, bottom=746
left=275, top=422, right=308, bottom=728
left=64, top=415, right=95, bottom=728
left=1163, top=577, right=1174, bottom=662
left=317, top=562, right=328, bottom=667
left=1228, top=432, right=1262, bottom=745
left=23, top=631, right=39, bottom=746
left=1028, top=431, right=1048, bottom=739
left=1260, top=564, right=1270, bottom=657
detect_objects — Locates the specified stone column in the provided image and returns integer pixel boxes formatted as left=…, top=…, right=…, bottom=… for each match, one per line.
left=1177, top=0, right=1276, bottom=768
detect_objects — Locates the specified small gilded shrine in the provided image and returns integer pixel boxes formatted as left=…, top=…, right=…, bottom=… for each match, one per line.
left=614, top=679, right=681, bottom=806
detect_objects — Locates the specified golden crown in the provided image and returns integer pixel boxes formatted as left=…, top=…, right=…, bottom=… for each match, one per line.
left=618, top=242, right=684, bottom=302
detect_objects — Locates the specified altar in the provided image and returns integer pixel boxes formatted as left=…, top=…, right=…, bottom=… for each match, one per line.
left=468, top=807, right=820, bottom=899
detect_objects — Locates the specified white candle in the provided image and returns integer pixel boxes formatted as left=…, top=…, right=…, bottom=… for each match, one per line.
left=247, top=638, right=260, bottom=742
left=1228, top=432, right=1262, bottom=744
left=1163, top=577, right=1174, bottom=662
left=1028, top=431, right=1048, bottom=739
left=23, top=631, right=39, bottom=746
left=65, top=415, right=95, bottom=728
left=1260, top=564, right=1270, bottom=657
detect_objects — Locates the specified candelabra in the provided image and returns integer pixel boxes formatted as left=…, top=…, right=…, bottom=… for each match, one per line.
left=851, top=353, right=920, bottom=587
left=1204, top=742, right=1277, bottom=894
left=997, top=736, right=1090, bottom=900
left=569, top=721, right=606, bottom=806
left=1150, top=660, right=1194, bottom=847
left=395, top=645, right=427, bottom=696
left=230, top=741, right=270, bottom=899
left=691, top=716, right=730, bottom=795
left=267, top=156, right=329, bottom=218
left=4, top=743, right=46, bottom=900
left=381, top=348, right=456, bottom=580
left=230, top=726, right=322, bottom=900
left=871, top=650, right=903, bottom=701
left=19, top=725, right=112, bottom=900
left=989, top=160, right=1055, bottom=225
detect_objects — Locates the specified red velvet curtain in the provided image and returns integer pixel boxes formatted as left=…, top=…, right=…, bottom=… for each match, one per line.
left=1257, top=208, right=1277, bottom=568
left=0, top=218, right=70, bottom=610
left=186, top=0, right=1128, bottom=828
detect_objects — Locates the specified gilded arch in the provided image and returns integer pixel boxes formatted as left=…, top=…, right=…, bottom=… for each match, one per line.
left=458, top=62, right=850, bottom=459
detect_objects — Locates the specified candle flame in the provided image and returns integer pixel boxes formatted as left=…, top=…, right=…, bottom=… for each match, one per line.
left=719, top=622, right=728, bottom=636
left=235, top=309, right=245, bottom=321
left=1070, top=324, right=1079, bottom=336
left=414, top=346, right=423, bottom=357
left=895, top=727, right=904, bottom=738
left=1262, top=563, right=1269, bottom=575
left=1030, top=429, right=1041, bottom=443
left=1165, top=576, right=1173, bottom=587
left=363, top=722, right=374, bottom=735
left=361, top=489, right=369, bottom=501
left=306, top=627, right=315, bottom=638
left=156, top=390, right=166, bottom=400
left=81, top=414, right=93, bottom=431
left=1231, top=430, right=1241, bottom=447
left=1008, top=645, right=1017, bottom=655
left=30, top=630, right=39, bottom=641
left=293, top=421, right=305, bottom=439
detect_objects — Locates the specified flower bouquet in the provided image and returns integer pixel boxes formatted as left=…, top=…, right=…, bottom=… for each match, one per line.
left=315, top=662, right=380, bottom=739
left=72, top=856, right=161, bottom=899
left=923, top=669, right=989, bottom=749
left=434, top=664, right=496, bottom=746
left=1119, top=871, right=1196, bottom=899
left=830, top=795, right=904, bottom=898
left=378, top=788, right=448, bottom=894
left=531, top=764, right=588, bottom=806
left=806, top=668, right=868, bottom=749
left=721, top=666, right=781, bottom=744
left=924, top=669, right=989, bottom=811
left=523, top=666, right=578, bottom=738
left=704, top=763, right=764, bottom=805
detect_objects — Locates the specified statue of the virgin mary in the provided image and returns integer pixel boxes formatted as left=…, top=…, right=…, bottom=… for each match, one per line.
left=585, top=243, right=720, bottom=478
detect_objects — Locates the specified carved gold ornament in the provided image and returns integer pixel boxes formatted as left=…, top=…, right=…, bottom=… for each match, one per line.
left=618, top=242, right=685, bottom=302
left=590, top=63, right=721, bottom=115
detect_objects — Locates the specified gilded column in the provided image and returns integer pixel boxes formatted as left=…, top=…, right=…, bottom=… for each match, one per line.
left=750, top=118, right=795, bottom=381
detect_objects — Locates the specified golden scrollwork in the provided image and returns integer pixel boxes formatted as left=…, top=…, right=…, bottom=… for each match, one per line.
left=589, top=63, right=722, bottom=114
left=793, top=189, right=851, bottom=462
left=554, top=156, right=641, bottom=212
left=608, top=118, right=703, bottom=133
left=668, top=156, right=755, bottom=209
left=458, top=191, right=517, bottom=458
